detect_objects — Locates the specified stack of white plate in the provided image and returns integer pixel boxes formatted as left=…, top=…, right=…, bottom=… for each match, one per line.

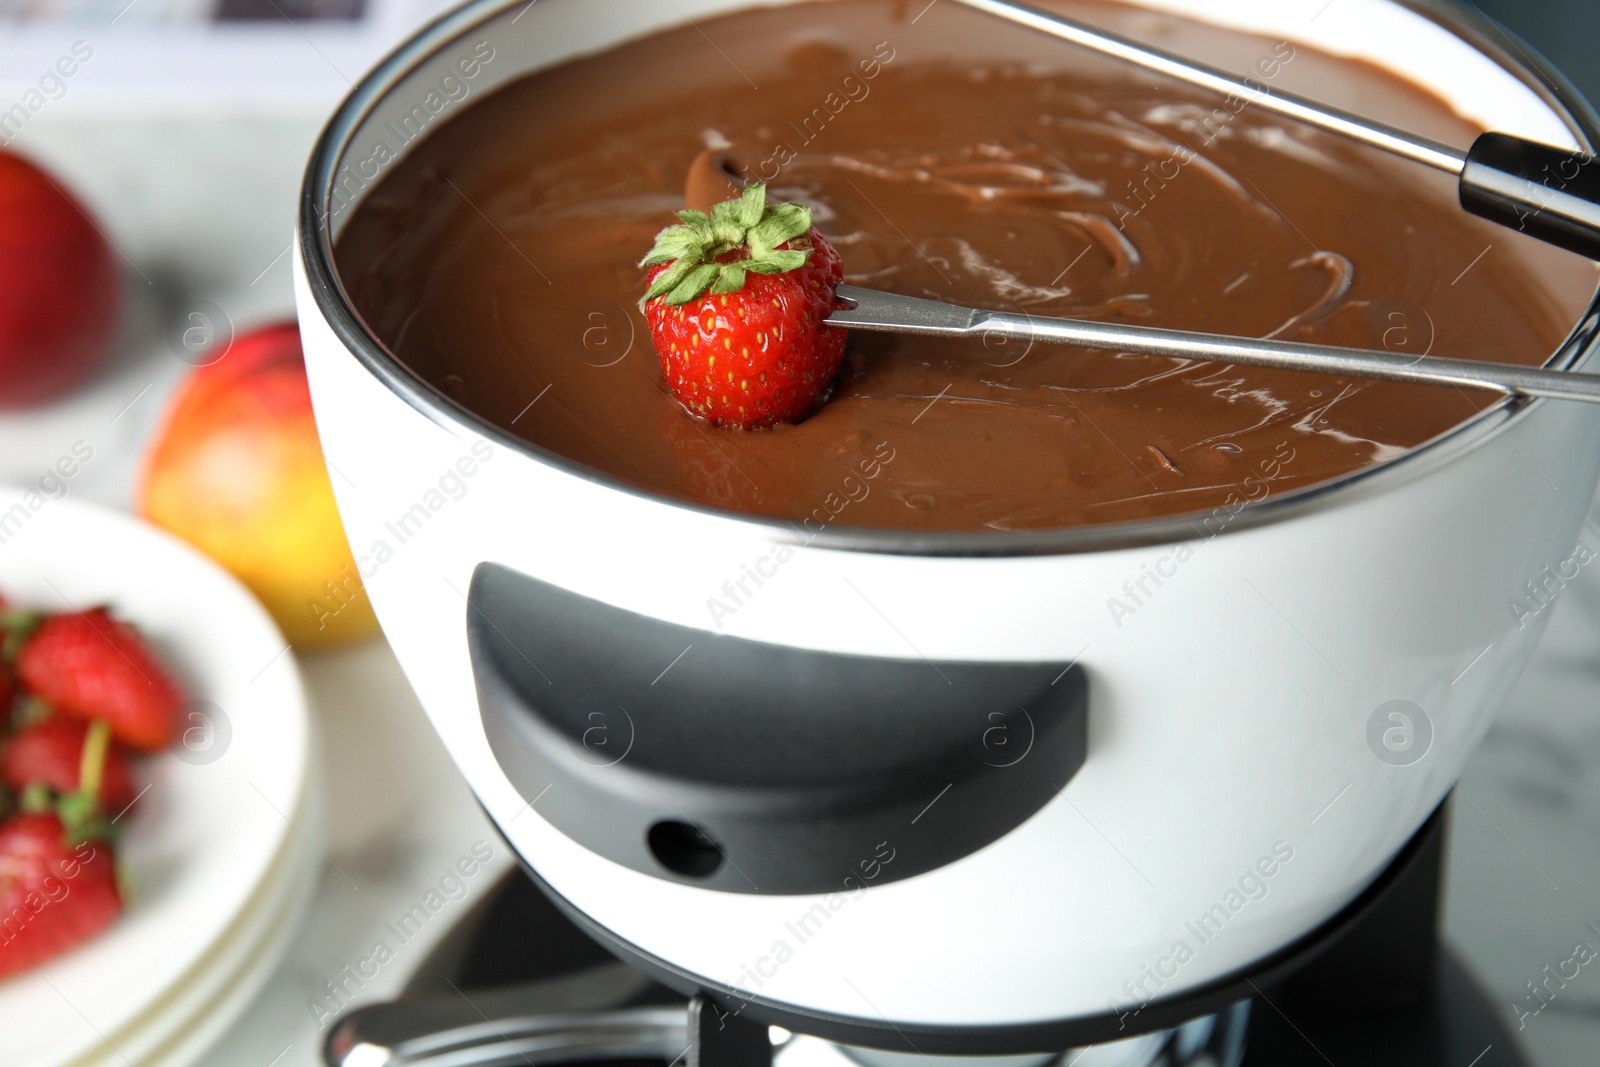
left=0, top=493, right=319, bottom=1067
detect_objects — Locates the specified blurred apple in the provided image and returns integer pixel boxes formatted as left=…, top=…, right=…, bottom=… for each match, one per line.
left=139, top=323, right=379, bottom=648
left=0, top=149, right=119, bottom=407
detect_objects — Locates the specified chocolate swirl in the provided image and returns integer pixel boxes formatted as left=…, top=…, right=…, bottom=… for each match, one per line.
left=335, top=0, right=1591, bottom=531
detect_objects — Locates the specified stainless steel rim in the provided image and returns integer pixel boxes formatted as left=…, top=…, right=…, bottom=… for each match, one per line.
left=297, top=0, right=1600, bottom=559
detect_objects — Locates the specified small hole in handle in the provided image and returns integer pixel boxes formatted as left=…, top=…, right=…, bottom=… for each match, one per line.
left=647, top=820, right=724, bottom=878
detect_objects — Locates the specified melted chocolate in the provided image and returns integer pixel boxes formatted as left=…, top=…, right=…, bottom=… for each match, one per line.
left=335, top=0, right=1594, bottom=532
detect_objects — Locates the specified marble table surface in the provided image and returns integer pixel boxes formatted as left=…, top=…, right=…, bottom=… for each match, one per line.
left=3, top=111, right=1599, bottom=1067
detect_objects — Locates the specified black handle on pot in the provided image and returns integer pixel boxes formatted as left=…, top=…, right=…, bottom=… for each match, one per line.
left=1460, top=132, right=1600, bottom=260
left=466, top=562, right=1088, bottom=896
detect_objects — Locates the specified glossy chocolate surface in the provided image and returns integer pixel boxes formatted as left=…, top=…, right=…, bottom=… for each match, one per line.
left=335, top=0, right=1594, bottom=531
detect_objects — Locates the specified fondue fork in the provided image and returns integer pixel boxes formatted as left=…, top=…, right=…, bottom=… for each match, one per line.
left=950, top=0, right=1600, bottom=261
left=827, top=284, right=1600, bottom=403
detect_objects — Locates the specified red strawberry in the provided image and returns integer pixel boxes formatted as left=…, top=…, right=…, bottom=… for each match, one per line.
left=0, top=814, right=121, bottom=980
left=641, top=183, right=846, bottom=429
left=15, top=609, right=184, bottom=752
left=2, top=720, right=136, bottom=815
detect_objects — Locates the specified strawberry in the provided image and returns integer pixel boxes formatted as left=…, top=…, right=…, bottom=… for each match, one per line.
left=640, top=183, right=846, bottom=429
left=2, top=719, right=136, bottom=815
left=15, top=609, right=184, bottom=752
left=0, top=813, right=122, bottom=980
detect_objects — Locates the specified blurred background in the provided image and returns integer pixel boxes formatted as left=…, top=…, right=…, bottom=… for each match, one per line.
left=0, top=0, right=1591, bottom=115
left=1474, top=0, right=1599, bottom=107
left=1472, top=0, right=1600, bottom=107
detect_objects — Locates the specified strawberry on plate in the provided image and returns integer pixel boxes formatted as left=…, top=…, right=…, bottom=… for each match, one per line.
left=640, top=183, right=846, bottom=429
left=0, top=813, right=122, bottom=980
left=2, top=719, right=137, bottom=815
left=15, top=608, right=184, bottom=752
left=0, top=716, right=128, bottom=979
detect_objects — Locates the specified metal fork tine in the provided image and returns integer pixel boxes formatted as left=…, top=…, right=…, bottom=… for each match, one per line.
left=829, top=285, right=982, bottom=334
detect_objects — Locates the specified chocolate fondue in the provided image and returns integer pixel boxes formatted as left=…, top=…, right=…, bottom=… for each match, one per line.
left=334, top=0, right=1593, bottom=531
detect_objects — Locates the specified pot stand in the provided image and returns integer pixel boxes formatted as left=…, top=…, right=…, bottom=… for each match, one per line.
left=1239, top=801, right=1528, bottom=1067
left=323, top=799, right=1531, bottom=1066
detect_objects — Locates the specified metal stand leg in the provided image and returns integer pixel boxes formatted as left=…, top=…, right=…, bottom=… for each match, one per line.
left=689, top=994, right=774, bottom=1067
left=1243, top=799, right=1532, bottom=1066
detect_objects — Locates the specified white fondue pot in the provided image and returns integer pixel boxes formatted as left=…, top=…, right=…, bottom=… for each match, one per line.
left=294, top=0, right=1600, bottom=1053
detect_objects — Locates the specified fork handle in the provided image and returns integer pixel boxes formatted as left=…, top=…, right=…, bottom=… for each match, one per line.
left=1461, top=133, right=1600, bottom=261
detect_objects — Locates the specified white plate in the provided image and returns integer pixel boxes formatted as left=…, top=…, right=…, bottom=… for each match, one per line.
left=0, top=490, right=313, bottom=1067
left=137, top=861, right=317, bottom=1067
left=68, top=770, right=322, bottom=1067
left=73, top=785, right=321, bottom=1067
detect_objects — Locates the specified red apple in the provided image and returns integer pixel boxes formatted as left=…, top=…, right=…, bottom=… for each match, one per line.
left=138, top=323, right=379, bottom=648
left=0, top=149, right=119, bottom=408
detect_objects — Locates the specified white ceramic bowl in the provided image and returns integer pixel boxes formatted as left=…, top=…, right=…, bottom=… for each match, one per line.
left=294, top=0, right=1600, bottom=1053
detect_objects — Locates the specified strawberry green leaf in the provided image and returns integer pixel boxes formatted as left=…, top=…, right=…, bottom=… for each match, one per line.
left=12, top=695, right=50, bottom=730
left=643, top=255, right=702, bottom=303
left=748, top=210, right=810, bottom=259
left=712, top=212, right=745, bottom=248
left=663, top=263, right=722, bottom=305
left=52, top=719, right=116, bottom=842
left=639, top=183, right=816, bottom=308
left=19, top=781, right=51, bottom=814
left=57, top=790, right=96, bottom=830
left=769, top=203, right=812, bottom=239
left=734, top=183, right=766, bottom=228
left=711, top=264, right=748, bottom=295
left=746, top=250, right=809, bottom=274
left=0, top=610, right=42, bottom=664
left=640, top=229, right=701, bottom=268
left=63, top=813, right=116, bottom=848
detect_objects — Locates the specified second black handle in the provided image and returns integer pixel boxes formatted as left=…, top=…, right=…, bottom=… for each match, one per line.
left=1460, top=131, right=1600, bottom=260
